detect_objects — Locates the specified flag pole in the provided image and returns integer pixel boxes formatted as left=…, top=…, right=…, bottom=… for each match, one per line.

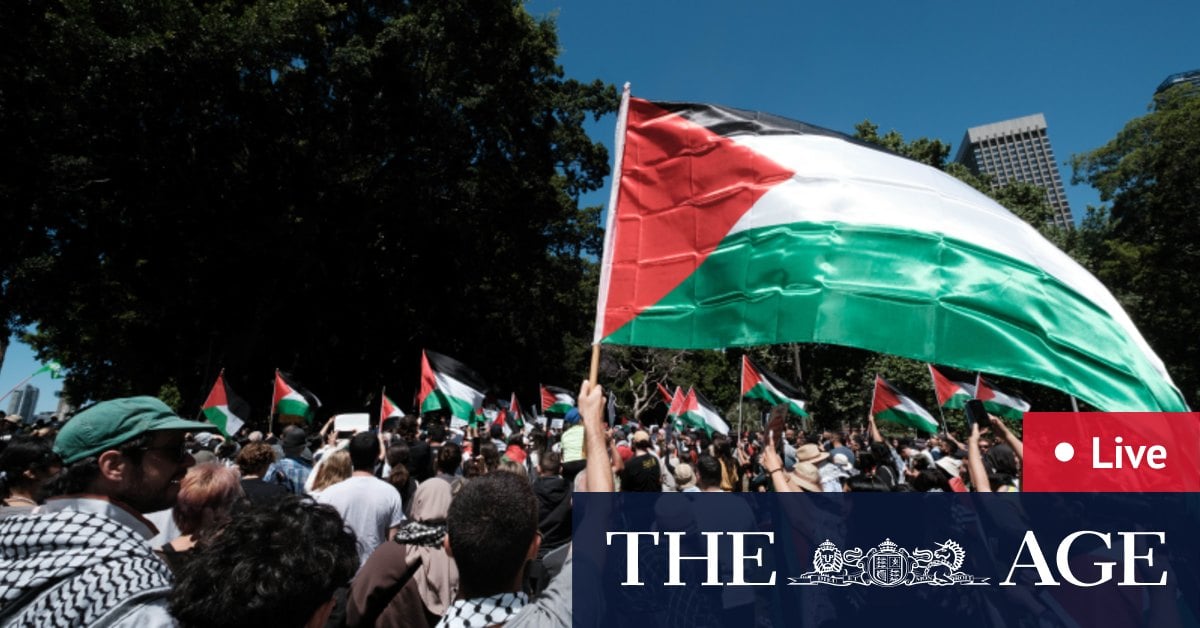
left=1069, top=395, right=1079, bottom=412
left=738, top=355, right=745, bottom=439
left=926, top=364, right=949, bottom=435
left=268, top=369, right=277, bottom=435
left=589, top=82, right=632, bottom=387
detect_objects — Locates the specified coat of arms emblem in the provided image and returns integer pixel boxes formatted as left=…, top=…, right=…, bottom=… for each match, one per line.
left=790, top=538, right=988, bottom=586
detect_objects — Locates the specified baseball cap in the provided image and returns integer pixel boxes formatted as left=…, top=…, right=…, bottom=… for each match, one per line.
left=54, top=396, right=217, bottom=464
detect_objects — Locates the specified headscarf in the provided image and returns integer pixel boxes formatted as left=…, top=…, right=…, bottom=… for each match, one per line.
left=397, top=477, right=457, bottom=614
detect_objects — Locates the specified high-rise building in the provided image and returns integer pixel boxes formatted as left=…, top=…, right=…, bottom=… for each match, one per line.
left=6, top=384, right=39, bottom=419
left=954, top=113, right=1073, bottom=229
left=1156, top=69, right=1200, bottom=95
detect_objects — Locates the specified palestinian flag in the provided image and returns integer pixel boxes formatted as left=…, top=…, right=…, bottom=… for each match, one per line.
left=976, top=374, right=1031, bottom=421
left=380, top=393, right=405, bottom=424
left=592, top=94, right=1186, bottom=413
left=656, top=382, right=674, bottom=406
left=666, top=386, right=686, bottom=431
left=871, top=375, right=938, bottom=434
left=201, top=370, right=249, bottom=438
left=273, top=371, right=320, bottom=424
left=681, top=387, right=730, bottom=436
left=741, top=355, right=807, bottom=417
left=540, top=385, right=575, bottom=416
left=928, top=365, right=977, bottom=410
left=419, top=350, right=488, bottom=427
left=495, top=392, right=525, bottom=436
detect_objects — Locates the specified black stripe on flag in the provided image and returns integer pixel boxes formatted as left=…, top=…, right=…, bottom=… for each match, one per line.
left=424, top=350, right=489, bottom=393
left=746, top=355, right=807, bottom=400
left=653, top=101, right=898, bottom=157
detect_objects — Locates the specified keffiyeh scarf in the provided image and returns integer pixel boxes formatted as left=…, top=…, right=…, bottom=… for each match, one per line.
left=436, top=591, right=528, bottom=628
left=0, top=510, right=172, bottom=627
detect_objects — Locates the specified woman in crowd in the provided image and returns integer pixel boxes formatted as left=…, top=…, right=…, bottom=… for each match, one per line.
left=0, top=436, right=62, bottom=518
left=347, top=475, right=457, bottom=627
left=308, top=449, right=352, bottom=498
left=158, top=463, right=244, bottom=572
left=236, top=441, right=289, bottom=505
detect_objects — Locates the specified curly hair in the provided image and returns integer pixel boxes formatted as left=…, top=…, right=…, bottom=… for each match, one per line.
left=170, top=497, right=357, bottom=628
left=235, top=442, right=277, bottom=476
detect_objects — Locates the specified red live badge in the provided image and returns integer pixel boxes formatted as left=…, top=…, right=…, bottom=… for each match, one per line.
left=1023, top=412, right=1200, bottom=492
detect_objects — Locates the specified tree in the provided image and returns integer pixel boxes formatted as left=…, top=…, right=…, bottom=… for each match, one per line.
left=0, top=0, right=617, bottom=417
left=1072, top=84, right=1200, bottom=406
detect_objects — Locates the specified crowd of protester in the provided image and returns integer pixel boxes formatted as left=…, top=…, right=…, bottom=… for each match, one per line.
left=0, top=383, right=1023, bottom=626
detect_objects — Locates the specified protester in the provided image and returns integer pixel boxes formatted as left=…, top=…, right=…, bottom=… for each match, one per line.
left=533, top=450, right=572, bottom=554
left=158, top=463, right=244, bottom=572
left=308, top=449, right=352, bottom=497
left=619, top=430, right=661, bottom=492
left=266, top=425, right=314, bottom=494
left=795, top=442, right=844, bottom=492
left=0, top=396, right=214, bottom=625
left=674, top=462, right=700, bottom=493
left=347, top=476, right=457, bottom=627
left=0, top=435, right=62, bottom=518
left=316, top=432, right=406, bottom=567
left=235, top=441, right=290, bottom=505
left=170, top=496, right=358, bottom=628
left=400, top=416, right=434, bottom=482
left=385, top=442, right=419, bottom=519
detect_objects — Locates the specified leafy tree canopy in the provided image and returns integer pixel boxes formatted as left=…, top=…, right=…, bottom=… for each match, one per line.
left=1072, top=84, right=1200, bottom=406
left=0, top=0, right=617, bottom=417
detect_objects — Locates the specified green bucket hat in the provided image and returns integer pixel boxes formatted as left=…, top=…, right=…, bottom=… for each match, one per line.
left=54, top=396, right=217, bottom=464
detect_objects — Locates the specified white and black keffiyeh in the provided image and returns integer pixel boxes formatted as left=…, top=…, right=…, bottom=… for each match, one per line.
left=0, top=510, right=173, bottom=627
left=436, top=591, right=529, bottom=628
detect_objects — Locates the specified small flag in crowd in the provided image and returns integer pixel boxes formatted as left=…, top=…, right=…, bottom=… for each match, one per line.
left=273, top=370, right=321, bottom=424
left=201, top=370, right=249, bottom=438
left=928, top=365, right=977, bottom=410
left=666, top=386, right=685, bottom=431
left=540, top=385, right=575, bottom=416
left=419, top=350, right=488, bottom=428
left=380, top=393, right=405, bottom=423
left=656, top=382, right=674, bottom=406
left=976, top=374, right=1031, bottom=420
left=495, top=392, right=525, bottom=437
left=681, top=387, right=730, bottom=436
left=870, top=375, right=938, bottom=434
left=741, top=355, right=807, bottom=417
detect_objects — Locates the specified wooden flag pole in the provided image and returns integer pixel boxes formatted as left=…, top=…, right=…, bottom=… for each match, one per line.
left=589, top=344, right=601, bottom=386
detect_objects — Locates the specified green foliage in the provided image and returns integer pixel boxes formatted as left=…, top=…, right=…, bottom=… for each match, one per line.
left=1072, top=84, right=1200, bottom=406
left=0, top=0, right=617, bottom=416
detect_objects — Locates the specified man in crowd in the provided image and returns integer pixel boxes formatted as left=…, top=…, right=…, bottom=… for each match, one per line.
left=316, top=432, right=406, bottom=567
left=0, top=396, right=215, bottom=626
left=265, top=424, right=313, bottom=494
left=619, top=430, right=661, bottom=492
left=170, top=497, right=357, bottom=628
left=438, top=380, right=610, bottom=628
left=533, top=450, right=571, bottom=554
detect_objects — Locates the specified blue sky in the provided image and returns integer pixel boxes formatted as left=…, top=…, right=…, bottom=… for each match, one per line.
left=3, top=0, right=1196, bottom=413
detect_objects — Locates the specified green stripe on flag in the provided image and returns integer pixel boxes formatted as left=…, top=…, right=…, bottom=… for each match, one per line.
left=276, top=398, right=311, bottom=418
left=602, top=223, right=1185, bottom=413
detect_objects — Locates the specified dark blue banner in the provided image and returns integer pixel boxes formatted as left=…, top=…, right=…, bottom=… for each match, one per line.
left=571, top=493, right=1199, bottom=628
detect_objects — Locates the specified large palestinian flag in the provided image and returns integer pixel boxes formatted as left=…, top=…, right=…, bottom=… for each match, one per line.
left=928, top=365, right=977, bottom=410
left=870, top=375, right=939, bottom=434
left=681, top=387, right=730, bottom=435
left=419, top=350, right=487, bottom=427
left=201, top=370, right=249, bottom=438
left=272, top=371, right=321, bottom=424
left=976, top=374, right=1031, bottom=421
left=741, top=355, right=807, bottom=417
left=592, top=94, right=1186, bottom=413
left=540, top=385, right=575, bottom=416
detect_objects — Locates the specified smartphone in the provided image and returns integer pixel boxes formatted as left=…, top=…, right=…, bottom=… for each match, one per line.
left=965, top=399, right=987, bottom=428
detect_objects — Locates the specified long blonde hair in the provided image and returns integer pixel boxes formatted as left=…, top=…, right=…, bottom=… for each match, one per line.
left=311, top=450, right=352, bottom=492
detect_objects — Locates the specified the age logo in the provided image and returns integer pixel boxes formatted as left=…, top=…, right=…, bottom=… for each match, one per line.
left=1024, top=412, right=1200, bottom=492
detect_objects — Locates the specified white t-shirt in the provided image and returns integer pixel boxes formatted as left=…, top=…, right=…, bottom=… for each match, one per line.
left=316, top=475, right=406, bottom=567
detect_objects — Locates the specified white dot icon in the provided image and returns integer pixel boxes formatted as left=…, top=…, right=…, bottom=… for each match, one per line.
left=1054, top=442, right=1075, bottom=462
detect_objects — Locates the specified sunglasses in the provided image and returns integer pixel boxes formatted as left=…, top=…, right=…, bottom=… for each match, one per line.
left=135, top=442, right=191, bottom=463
